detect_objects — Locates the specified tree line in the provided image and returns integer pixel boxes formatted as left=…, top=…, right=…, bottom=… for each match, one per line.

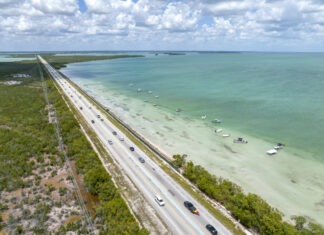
left=173, top=154, right=324, bottom=235
left=47, top=74, right=149, bottom=234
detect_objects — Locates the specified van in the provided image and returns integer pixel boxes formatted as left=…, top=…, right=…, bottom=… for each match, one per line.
left=155, top=195, right=165, bottom=206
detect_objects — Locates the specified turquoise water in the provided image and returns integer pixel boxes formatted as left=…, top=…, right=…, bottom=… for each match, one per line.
left=0, top=54, right=35, bottom=62
left=62, top=52, right=324, bottom=160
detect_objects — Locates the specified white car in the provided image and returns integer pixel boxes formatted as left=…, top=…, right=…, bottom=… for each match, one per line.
left=155, top=195, right=165, bottom=206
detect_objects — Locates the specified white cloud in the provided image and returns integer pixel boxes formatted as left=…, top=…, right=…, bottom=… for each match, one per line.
left=116, top=13, right=135, bottom=30
left=0, top=0, right=323, bottom=51
left=159, top=2, right=201, bottom=31
left=31, top=0, right=79, bottom=15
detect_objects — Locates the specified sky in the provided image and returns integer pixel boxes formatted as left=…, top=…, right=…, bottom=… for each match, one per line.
left=0, top=0, right=324, bottom=52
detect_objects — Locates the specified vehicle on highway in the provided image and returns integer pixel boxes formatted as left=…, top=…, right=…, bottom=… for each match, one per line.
left=97, top=114, right=100, bottom=118
left=80, top=106, right=83, bottom=110
left=129, top=146, right=135, bottom=151
left=119, top=136, right=124, bottom=141
left=184, top=201, right=199, bottom=215
left=138, top=157, right=145, bottom=163
left=155, top=194, right=165, bottom=206
left=112, top=131, right=117, bottom=135
left=91, top=120, right=95, bottom=124
left=108, top=140, right=113, bottom=145
left=206, top=224, right=218, bottom=234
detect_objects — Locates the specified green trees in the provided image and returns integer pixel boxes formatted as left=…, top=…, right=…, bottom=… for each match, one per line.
left=48, top=78, right=148, bottom=234
left=172, top=154, right=186, bottom=168
left=174, top=155, right=324, bottom=235
left=0, top=70, right=57, bottom=192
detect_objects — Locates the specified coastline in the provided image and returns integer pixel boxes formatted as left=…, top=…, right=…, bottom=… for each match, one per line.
left=61, top=75, right=324, bottom=226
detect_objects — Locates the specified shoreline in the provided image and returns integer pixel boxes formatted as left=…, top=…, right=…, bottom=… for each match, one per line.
left=60, top=76, right=324, bottom=226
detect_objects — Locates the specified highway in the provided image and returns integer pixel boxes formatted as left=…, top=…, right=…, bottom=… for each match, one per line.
left=38, top=55, right=233, bottom=235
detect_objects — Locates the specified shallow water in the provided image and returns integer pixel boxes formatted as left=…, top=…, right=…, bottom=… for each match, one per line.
left=0, top=54, right=35, bottom=62
left=61, top=52, right=324, bottom=224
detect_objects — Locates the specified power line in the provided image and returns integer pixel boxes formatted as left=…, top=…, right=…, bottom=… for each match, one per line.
left=37, top=57, right=95, bottom=234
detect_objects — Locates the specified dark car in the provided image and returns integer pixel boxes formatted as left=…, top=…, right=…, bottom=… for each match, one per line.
left=112, top=131, right=117, bottom=135
left=129, top=146, right=135, bottom=151
left=206, top=224, right=218, bottom=235
left=91, top=120, right=95, bottom=124
left=138, top=157, right=145, bottom=163
left=184, top=201, right=199, bottom=215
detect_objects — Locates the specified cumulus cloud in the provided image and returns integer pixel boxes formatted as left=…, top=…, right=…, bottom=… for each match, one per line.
left=0, top=0, right=323, bottom=51
left=159, top=2, right=201, bottom=31
left=31, top=0, right=79, bottom=15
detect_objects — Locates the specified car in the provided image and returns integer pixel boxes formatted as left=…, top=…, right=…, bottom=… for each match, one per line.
left=97, top=114, right=100, bottom=118
left=108, top=140, right=113, bottom=145
left=119, top=136, right=124, bottom=141
left=91, top=120, right=95, bottom=124
left=206, top=224, right=218, bottom=235
left=184, top=201, right=199, bottom=215
left=129, top=146, right=135, bottom=151
left=80, top=106, right=83, bottom=110
left=155, top=195, right=165, bottom=206
left=138, top=157, right=145, bottom=163
left=112, top=131, right=117, bottom=135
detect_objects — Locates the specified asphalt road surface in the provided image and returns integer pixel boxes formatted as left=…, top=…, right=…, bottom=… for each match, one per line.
left=39, top=55, right=233, bottom=235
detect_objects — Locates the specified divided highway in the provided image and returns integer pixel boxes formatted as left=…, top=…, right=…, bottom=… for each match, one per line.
left=38, top=55, right=233, bottom=235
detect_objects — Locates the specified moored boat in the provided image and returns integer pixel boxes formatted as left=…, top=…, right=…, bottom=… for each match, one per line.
left=215, top=128, right=223, bottom=133
left=212, top=118, right=221, bottom=123
left=274, top=143, right=285, bottom=150
left=267, top=149, right=278, bottom=155
left=233, top=137, right=248, bottom=143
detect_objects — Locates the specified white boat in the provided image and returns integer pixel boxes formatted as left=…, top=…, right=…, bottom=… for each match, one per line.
left=155, top=95, right=159, bottom=98
left=222, top=133, right=230, bottom=137
left=215, top=128, right=223, bottom=133
left=267, top=149, right=278, bottom=155
left=148, top=90, right=153, bottom=94
left=137, top=88, right=142, bottom=92
left=212, top=118, right=222, bottom=124
left=201, top=115, right=207, bottom=120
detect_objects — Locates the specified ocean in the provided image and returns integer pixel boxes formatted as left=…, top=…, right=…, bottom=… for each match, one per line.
left=61, top=52, right=324, bottom=225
